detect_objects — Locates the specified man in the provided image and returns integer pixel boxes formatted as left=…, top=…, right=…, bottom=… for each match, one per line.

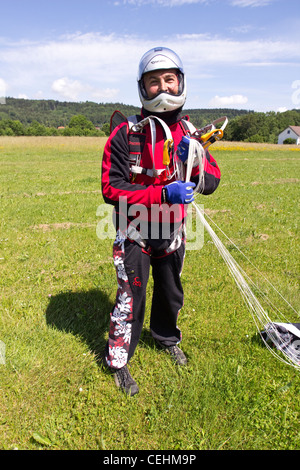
left=101, top=47, right=220, bottom=396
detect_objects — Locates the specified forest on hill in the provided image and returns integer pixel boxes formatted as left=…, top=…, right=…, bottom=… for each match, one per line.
left=0, top=97, right=300, bottom=143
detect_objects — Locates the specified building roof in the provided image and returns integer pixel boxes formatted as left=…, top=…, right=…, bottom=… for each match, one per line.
left=289, top=126, right=300, bottom=136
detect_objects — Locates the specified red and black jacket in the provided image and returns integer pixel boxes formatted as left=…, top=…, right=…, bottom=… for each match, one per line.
left=101, top=108, right=221, bottom=247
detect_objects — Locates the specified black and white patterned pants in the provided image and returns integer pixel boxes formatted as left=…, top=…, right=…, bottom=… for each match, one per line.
left=105, top=230, right=186, bottom=370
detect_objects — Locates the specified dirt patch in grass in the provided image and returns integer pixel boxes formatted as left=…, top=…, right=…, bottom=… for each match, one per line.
left=251, top=178, right=299, bottom=185
left=31, top=222, right=95, bottom=232
left=213, top=140, right=300, bottom=151
left=23, top=190, right=101, bottom=197
left=204, top=208, right=231, bottom=215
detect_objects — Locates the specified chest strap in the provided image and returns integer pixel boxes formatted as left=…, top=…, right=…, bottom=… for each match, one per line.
left=129, top=115, right=174, bottom=179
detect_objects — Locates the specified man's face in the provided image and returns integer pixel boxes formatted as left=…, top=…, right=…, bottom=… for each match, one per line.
left=143, top=69, right=179, bottom=99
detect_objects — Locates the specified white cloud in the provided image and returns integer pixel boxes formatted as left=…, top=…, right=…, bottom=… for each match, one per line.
left=51, top=77, right=119, bottom=101
left=229, top=0, right=273, bottom=6
left=0, top=33, right=143, bottom=102
left=91, top=88, right=120, bottom=101
left=34, top=91, right=45, bottom=100
left=209, top=94, right=248, bottom=107
left=120, top=0, right=274, bottom=6
left=175, top=35, right=300, bottom=65
left=52, top=77, right=84, bottom=101
left=2, top=32, right=299, bottom=78
left=0, top=32, right=142, bottom=82
left=0, top=31, right=299, bottom=107
left=121, top=0, right=273, bottom=5
left=121, top=0, right=207, bottom=5
left=229, top=24, right=255, bottom=34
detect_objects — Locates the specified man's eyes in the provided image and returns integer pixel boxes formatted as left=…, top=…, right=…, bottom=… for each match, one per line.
left=150, top=78, right=175, bottom=86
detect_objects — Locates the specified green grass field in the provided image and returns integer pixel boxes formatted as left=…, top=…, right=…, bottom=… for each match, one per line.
left=0, top=136, right=299, bottom=450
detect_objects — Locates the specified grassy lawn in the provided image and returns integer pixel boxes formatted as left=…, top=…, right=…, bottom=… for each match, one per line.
left=0, top=136, right=299, bottom=450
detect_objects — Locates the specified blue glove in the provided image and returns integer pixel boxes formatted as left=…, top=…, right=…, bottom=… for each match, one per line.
left=177, top=135, right=191, bottom=163
left=165, top=181, right=196, bottom=204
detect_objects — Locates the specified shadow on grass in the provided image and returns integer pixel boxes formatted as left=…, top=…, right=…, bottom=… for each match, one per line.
left=45, top=288, right=113, bottom=367
left=45, top=290, right=186, bottom=369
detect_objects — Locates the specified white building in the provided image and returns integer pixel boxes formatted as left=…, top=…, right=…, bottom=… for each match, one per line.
left=278, top=126, right=300, bottom=145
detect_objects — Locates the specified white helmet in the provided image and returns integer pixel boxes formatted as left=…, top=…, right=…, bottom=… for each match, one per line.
left=137, top=47, right=187, bottom=113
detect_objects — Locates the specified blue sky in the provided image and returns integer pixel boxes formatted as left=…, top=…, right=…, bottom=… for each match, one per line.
left=0, top=0, right=299, bottom=111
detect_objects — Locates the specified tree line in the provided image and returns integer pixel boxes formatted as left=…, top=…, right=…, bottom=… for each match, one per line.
left=224, top=109, right=300, bottom=143
left=0, top=114, right=107, bottom=137
left=0, top=97, right=299, bottom=142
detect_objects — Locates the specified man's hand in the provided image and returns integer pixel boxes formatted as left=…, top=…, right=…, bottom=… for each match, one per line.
left=165, top=181, right=195, bottom=204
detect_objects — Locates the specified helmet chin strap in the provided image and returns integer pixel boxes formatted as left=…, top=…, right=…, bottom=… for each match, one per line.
left=142, top=106, right=183, bottom=126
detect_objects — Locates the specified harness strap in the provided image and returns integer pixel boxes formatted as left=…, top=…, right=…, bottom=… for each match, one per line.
left=130, top=166, right=165, bottom=177
left=126, top=222, right=185, bottom=257
left=130, top=115, right=174, bottom=179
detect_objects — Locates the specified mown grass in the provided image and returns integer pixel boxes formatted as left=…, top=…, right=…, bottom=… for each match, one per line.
left=0, top=136, right=299, bottom=450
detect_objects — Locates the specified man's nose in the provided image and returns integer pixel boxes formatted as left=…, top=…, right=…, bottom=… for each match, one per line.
left=159, top=80, right=168, bottom=92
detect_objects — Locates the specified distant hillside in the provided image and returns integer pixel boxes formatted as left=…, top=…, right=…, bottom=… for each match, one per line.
left=183, top=108, right=252, bottom=129
left=0, top=97, right=251, bottom=128
left=0, top=98, right=140, bottom=128
left=1, top=97, right=300, bottom=143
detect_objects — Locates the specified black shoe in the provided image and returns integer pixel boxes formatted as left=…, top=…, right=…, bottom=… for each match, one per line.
left=156, top=341, right=188, bottom=365
left=166, top=345, right=188, bottom=365
left=113, top=365, right=139, bottom=396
